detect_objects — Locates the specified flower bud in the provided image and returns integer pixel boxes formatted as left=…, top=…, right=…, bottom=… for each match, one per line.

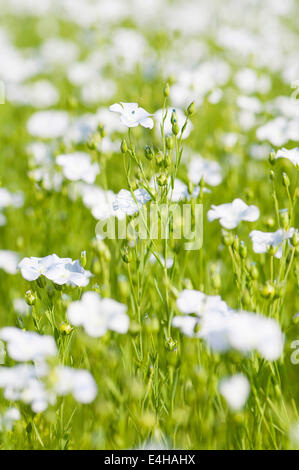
left=269, top=152, right=276, bottom=166
left=144, top=145, right=154, bottom=160
left=260, top=282, right=275, bottom=299
left=25, top=290, right=37, bottom=306
left=165, top=136, right=173, bottom=150
left=80, top=250, right=87, bottom=268
left=97, top=124, right=106, bottom=138
left=267, top=244, right=278, bottom=256
left=282, top=172, right=290, bottom=187
left=172, top=122, right=180, bottom=136
left=222, top=230, right=234, bottom=247
left=59, top=323, right=73, bottom=336
left=186, top=101, right=195, bottom=117
left=233, top=236, right=239, bottom=252
left=170, top=109, right=177, bottom=125
left=129, top=321, right=141, bottom=335
left=165, top=337, right=177, bottom=351
left=121, top=139, right=128, bottom=154
left=239, top=242, right=247, bottom=259
left=120, top=245, right=132, bottom=264
left=157, top=173, right=168, bottom=187
left=250, top=264, right=259, bottom=280
left=212, top=273, right=221, bottom=290
left=280, top=209, right=289, bottom=230
left=155, top=150, right=164, bottom=167
left=163, top=82, right=170, bottom=98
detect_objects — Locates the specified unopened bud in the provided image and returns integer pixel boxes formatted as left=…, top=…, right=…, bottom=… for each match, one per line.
left=157, top=173, right=168, bottom=187
left=144, top=145, right=154, bottom=160
left=80, top=250, right=87, bottom=268
left=282, top=172, right=290, bottom=187
left=121, top=139, right=128, bottom=154
left=165, top=136, right=173, bottom=150
left=172, top=122, right=180, bottom=136
left=163, top=82, right=170, bottom=98
left=25, top=290, right=37, bottom=306
left=269, top=152, right=276, bottom=166
left=239, top=242, right=247, bottom=259
left=186, top=101, right=195, bottom=117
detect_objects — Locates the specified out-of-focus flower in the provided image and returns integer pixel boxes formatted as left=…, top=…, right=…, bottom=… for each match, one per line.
left=207, top=199, right=260, bottom=229
left=0, top=251, right=20, bottom=275
left=67, top=291, right=129, bottom=337
left=176, top=289, right=229, bottom=316
left=0, top=407, right=21, bottom=432
left=0, top=327, right=57, bottom=362
left=188, top=155, right=223, bottom=186
left=109, top=102, right=154, bottom=129
left=56, top=152, right=100, bottom=184
left=249, top=228, right=295, bottom=258
left=52, top=366, right=97, bottom=404
left=275, top=148, right=299, bottom=167
left=113, top=188, right=151, bottom=216
left=219, top=374, right=250, bottom=411
left=173, top=291, right=284, bottom=361
left=27, top=111, right=70, bottom=139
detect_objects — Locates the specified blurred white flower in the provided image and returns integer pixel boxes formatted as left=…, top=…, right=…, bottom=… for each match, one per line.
left=176, top=289, right=229, bottom=316
left=0, top=364, right=52, bottom=413
left=188, top=155, right=223, bottom=186
left=53, top=366, right=97, bottom=404
left=207, top=198, right=260, bottom=229
left=219, top=374, right=250, bottom=411
left=0, top=328, right=57, bottom=362
left=0, top=188, right=24, bottom=210
left=275, top=148, right=299, bottom=167
left=0, top=407, right=21, bottom=431
left=257, top=117, right=299, bottom=147
left=0, top=250, right=20, bottom=274
left=113, top=188, right=151, bottom=216
left=173, top=292, right=284, bottom=361
left=0, top=363, right=97, bottom=412
left=67, top=291, right=129, bottom=337
left=13, top=298, right=30, bottom=316
left=109, top=102, right=154, bottom=129
left=27, top=111, right=70, bottom=139
left=56, top=152, right=100, bottom=184
left=249, top=228, right=295, bottom=258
